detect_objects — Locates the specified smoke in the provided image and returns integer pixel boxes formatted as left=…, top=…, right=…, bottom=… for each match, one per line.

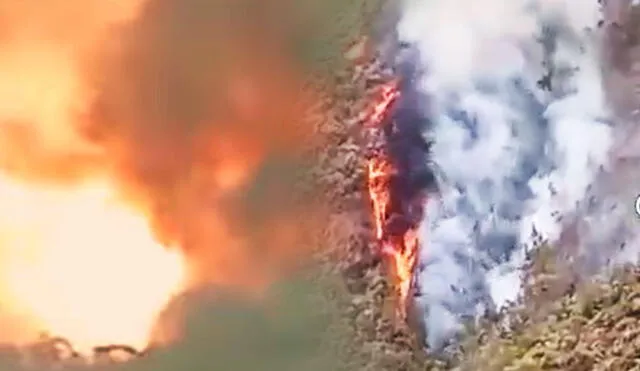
left=0, top=0, right=374, bottom=359
left=393, top=0, right=640, bottom=349
left=1, top=0, right=328, bottom=290
left=81, top=0, right=325, bottom=287
left=0, top=272, right=351, bottom=371
left=0, top=0, right=338, bottom=349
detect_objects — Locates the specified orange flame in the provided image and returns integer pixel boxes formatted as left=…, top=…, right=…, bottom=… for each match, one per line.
left=367, top=81, right=401, bottom=127
left=0, top=0, right=318, bottom=355
left=0, top=177, right=185, bottom=353
left=368, top=158, right=394, bottom=240
left=0, top=1, right=193, bottom=352
left=366, top=82, right=418, bottom=320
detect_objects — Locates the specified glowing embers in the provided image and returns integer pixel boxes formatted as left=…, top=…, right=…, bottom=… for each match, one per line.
left=365, top=81, right=419, bottom=320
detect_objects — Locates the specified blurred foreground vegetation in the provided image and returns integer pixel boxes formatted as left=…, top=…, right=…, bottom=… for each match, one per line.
left=13, top=245, right=640, bottom=371
left=6, top=269, right=365, bottom=371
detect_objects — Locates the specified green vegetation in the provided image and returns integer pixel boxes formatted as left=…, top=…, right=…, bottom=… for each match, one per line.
left=10, top=2, right=640, bottom=370
left=291, top=0, right=385, bottom=75
left=457, top=246, right=640, bottom=371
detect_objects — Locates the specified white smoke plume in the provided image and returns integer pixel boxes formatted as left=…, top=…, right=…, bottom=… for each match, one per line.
left=396, top=0, right=640, bottom=349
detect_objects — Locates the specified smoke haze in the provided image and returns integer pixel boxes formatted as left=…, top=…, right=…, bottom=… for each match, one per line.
left=7, top=0, right=640, bottom=365
left=395, top=0, right=640, bottom=349
left=82, top=0, right=322, bottom=287
left=0, top=0, right=337, bottom=353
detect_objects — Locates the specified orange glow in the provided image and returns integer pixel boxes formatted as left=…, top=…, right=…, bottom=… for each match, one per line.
left=368, top=158, right=394, bottom=240
left=367, top=81, right=400, bottom=127
left=0, top=0, right=318, bottom=355
left=380, top=230, right=419, bottom=316
left=0, top=175, right=185, bottom=353
left=366, top=82, right=418, bottom=320
left=0, top=4, right=191, bottom=351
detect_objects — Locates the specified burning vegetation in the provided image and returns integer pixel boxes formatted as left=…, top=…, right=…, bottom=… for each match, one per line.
left=365, top=80, right=420, bottom=321
left=4, top=0, right=640, bottom=370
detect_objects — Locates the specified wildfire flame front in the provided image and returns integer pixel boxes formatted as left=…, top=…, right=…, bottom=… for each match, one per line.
left=366, top=81, right=419, bottom=321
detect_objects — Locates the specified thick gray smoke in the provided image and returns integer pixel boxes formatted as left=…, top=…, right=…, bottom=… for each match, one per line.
left=396, top=0, right=640, bottom=349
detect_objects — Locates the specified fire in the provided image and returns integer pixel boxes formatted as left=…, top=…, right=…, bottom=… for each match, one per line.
left=0, top=24, right=187, bottom=352
left=366, top=82, right=418, bottom=320
left=368, top=158, right=394, bottom=240
left=368, top=83, right=401, bottom=126
left=0, top=174, right=186, bottom=353
left=0, top=0, right=317, bottom=356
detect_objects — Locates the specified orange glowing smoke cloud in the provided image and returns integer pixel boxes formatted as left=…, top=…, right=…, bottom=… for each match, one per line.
left=366, top=81, right=418, bottom=320
left=0, top=0, right=320, bottom=353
